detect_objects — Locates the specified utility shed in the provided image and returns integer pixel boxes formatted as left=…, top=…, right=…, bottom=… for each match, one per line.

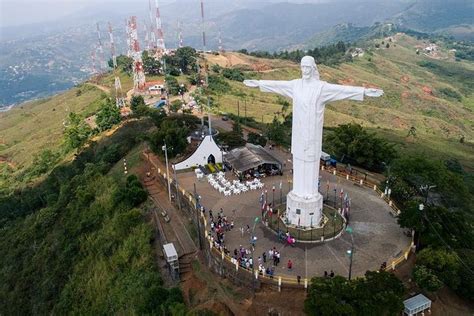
left=224, top=143, right=282, bottom=176
left=403, top=294, right=431, bottom=316
left=163, top=243, right=179, bottom=280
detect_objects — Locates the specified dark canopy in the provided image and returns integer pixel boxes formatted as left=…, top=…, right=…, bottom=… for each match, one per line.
left=224, top=143, right=282, bottom=173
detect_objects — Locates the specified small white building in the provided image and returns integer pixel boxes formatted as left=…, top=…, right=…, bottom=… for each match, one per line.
left=403, top=294, right=431, bottom=316
left=173, top=135, right=223, bottom=171
left=163, top=243, right=179, bottom=280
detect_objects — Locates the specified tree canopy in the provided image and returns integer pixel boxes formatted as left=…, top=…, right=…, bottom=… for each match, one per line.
left=325, top=123, right=397, bottom=171
left=305, top=271, right=405, bottom=316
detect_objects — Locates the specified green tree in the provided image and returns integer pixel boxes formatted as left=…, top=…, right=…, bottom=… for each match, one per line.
left=174, top=46, right=198, bottom=74
left=169, top=100, right=182, bottom=113
left=165, top=75, right=180, bottom=95
left=266, top=116, right=290, bottom=147
left=150, top=119, right=189, bottom=158
left=217, top=131, right=246, bottom=149
left=416, top=247, right=461, bottom=290
left=247, top=132, right=267, bottom=147
left=325, top=123, right=397, bottom=171
left=222, top=68, right=244, bottom=82
left=413, top=265, right=443, bottom=292
left=111, top=55, right=133, bottom=73
left=96, top=99, right=121, bottom=131
left=305, top=271, right=404, bottom=316
left=142, top=51, right=161, bottom=75
left=130, top=95, right=148, bottom=117
left=63, top=112, right=93, bottom=149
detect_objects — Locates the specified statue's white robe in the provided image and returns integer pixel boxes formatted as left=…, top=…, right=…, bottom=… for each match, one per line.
left=258, top=79, right=365, bottom=196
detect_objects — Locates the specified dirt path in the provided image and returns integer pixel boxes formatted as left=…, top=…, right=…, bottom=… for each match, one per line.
left=86, top=82, right=111, bottom=94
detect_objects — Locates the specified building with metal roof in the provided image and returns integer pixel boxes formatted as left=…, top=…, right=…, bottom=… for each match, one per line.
left=403, top=294, right=431, bottom=316
left=224, top=143, right=282, bottom=176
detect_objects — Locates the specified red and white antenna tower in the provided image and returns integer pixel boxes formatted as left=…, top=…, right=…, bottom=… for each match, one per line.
left=177, top=20, right=184, bottom=48
left=129, top=16, right=146, bottom=91
left=96, top=23, right=106, bottom=70
left=148, top=0, right=157, bottom=50
left=108, top=22, right=126, bottom=107
left=154, top=0, right=166, bottom=53
left=126, top=19, right=132, bottom=57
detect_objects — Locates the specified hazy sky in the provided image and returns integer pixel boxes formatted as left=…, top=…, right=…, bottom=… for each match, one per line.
left=0, top=0, right=335, bottom=27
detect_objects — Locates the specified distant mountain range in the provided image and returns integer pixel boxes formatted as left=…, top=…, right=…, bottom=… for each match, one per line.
left=0, top=0, right=472, bottom=109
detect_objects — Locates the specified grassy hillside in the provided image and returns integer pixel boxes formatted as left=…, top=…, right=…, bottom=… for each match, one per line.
left=206, top=35, right=474, bottom=169
left=0, top=83, right=105, bottom=168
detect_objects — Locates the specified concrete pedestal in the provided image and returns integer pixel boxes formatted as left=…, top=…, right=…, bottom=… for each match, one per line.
left=286, top=191, right=323, bottom=227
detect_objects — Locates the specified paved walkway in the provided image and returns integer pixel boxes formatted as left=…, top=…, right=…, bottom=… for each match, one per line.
left=176, top=148, right=411, bottom=279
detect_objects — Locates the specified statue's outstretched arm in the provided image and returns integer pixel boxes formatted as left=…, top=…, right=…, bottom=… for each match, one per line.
left=244, top=79, right=293, bottom=99
left=321, top=82, right=383, bottom=103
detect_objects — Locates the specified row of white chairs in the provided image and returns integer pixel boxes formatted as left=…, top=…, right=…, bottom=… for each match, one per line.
left=207, top=173, right=263, bottom=196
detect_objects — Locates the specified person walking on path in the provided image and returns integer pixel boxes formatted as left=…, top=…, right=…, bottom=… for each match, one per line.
left=262, top=252, right=267, bottom=263
left=287, top=259, right=293, bottom=271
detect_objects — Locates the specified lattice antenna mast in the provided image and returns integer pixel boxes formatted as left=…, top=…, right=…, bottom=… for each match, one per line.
left=96, top=23, right=106, bottom=70
left=200, top=0, right=208, bottom=86
left=154, top=0, right=166, bottom=54
left=218, top=30, right=224, bottom=53
left=148, top=0, right=157, bottom=49
left=126, top=19, right=132, bottom=57
left=178, top=20, right=184, bottom=48
left=108, top=22, right=126, bottom=107
left=129, top=16, right=146, bottom=91
left=143, top=21, right=150, bottom=50
left=91, top=49, right=97, bottom=74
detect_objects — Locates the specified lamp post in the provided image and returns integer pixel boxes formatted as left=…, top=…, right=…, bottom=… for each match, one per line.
left=162, top=143, right=172, bottom=202
left=279, top=181, right=283, bottom=205
left=251, top=216, right=260, bottom=296
left=173, top=165, right=182, bottom=211
left=194, top=183, right=203, bottom=250
left=417, top=203, right=424, bottom=251
left=272, top=185, right=275, bottom=207
left=346, top=226, right=354, bottom=280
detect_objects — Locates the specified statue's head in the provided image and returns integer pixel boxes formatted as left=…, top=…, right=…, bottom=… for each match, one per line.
left=300, top=56, right=320, bottom=80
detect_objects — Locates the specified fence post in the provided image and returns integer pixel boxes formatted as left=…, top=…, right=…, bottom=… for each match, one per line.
left=333, top=170, right=336, bottom=175
left=391, top=261, right=396, bottom=270
left=346, top=174, right=349, bottom=180
left=304, top=279, right=308, bottom=289
left=373, top=185, right=377, bottom=190
left=278, top=277, right=282, bottom=292
left=360, top=179, right=363, bottom=185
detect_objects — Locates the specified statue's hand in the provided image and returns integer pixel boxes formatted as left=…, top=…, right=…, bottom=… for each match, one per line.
left=364, top=88, right=384, bottom=97
left=243, top=80, right=259, bottom=88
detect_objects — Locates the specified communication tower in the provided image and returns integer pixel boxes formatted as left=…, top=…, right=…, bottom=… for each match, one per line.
left=108, top=22, right=126, bottom=107
left=129, top=16, right=146, bottom=91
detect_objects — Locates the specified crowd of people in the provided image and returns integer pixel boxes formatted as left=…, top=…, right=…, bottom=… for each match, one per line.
left=207, top=208, right=235, bottom=255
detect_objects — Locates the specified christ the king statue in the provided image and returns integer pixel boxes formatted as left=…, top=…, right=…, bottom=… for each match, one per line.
left=244, top=56, right=383, bottom=228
